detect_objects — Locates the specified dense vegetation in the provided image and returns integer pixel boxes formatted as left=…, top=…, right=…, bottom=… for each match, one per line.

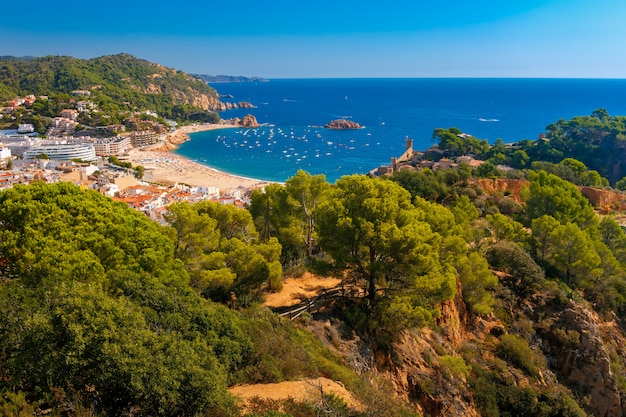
left=0, top=183, right=251, bottom=416
left=246, top=163, right=626, bottom=415
left=0, top=181, right=418, bottom=417
left=0, top=54, right=222, bottom=126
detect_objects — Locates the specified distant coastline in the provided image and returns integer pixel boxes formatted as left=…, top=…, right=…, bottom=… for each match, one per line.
left=193, top=74, right=269, bottom=83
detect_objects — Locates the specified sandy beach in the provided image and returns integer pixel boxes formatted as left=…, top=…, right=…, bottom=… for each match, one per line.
left=126, top=123, right=271, bottom=193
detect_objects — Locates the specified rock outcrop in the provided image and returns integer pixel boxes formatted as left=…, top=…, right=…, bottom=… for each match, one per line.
left=325, top=119, right=362, bottom=129
left=470, top=178, right=626, bottom=212
left=227, top=114, right=259, bottom=128
left=239, top=114, right=259, bottom=127
left=377, top=280, right=480, bottom=417
left=163, top=93, right=255, bottom=112
left=540, top=304, right=626, bottom=417
left=579, top=186, right=626, bottom=212
left=469, top=178, right=530, bottom=203
left=383, top=330, right=481, bottom=417
left=153, top=129, right=190, bottom=151
left=237, top=101, right=256, bottom=109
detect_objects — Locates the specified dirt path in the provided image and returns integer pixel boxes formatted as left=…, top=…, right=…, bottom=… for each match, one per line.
left=229, top=377, right=362, bottom=411
left=229, top=273, right=362, bottom=412
left=263, top=272, right=342, bottom=308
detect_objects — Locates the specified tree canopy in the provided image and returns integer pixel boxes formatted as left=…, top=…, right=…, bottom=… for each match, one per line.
left=317, top=175, right=457, bottom=316
left=432, top=127, right=489, bottom=157
left=0, top=182, right=251, bottom=416
left=516, top=109, right=626, bottom=184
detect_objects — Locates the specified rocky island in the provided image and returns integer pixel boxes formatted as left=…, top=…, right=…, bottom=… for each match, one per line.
left=232, top=114, right=260, bottom=128
left=324, top=119, right=362, bottom=129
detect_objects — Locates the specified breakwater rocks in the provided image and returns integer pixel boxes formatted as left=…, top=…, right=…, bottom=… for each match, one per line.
left=212, top=101, right=257, bottom=111
left=225, top=101, right=256, bottom=110
left=324, top=119, right=362, bottom=129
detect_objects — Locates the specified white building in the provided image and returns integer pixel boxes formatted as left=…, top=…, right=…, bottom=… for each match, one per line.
left=99, top=183, right=120, bottom=197
left=0, top=145, right=11, bottom=160
left=23, top=143, right=97, bottom=162
left=194, top=185, right=220, bottom=198
left=60, top=109, right=79, bottom=121
left=18, top=124, right=35, bottom=134
left=77, top=101, right=96, bottom=112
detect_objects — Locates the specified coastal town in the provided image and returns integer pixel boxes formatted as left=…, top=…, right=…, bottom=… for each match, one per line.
left=0, top=91, right=271, bottom=221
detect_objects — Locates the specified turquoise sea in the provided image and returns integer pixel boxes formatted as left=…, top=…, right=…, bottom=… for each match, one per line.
left=174, top=78, right=626, bottom=183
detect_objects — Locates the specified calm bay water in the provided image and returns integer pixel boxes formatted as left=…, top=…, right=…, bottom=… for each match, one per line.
left=174, top=78, right=626, bottom=183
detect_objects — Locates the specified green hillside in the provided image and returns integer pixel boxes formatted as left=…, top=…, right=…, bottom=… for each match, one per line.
left=0, top=53, right=222, bottom=124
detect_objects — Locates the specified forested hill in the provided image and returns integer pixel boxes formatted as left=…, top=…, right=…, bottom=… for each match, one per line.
left=432, top=109, right=626, bottom=187
left=536, top=109, right=626, bottom=184
left=0, top=53, right=225, bottom=117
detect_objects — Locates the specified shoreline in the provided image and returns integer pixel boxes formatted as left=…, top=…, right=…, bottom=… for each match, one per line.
left=126, top=123, right=273, bottom=193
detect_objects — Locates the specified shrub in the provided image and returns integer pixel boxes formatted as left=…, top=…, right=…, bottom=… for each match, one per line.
left=440, top=355, right=471, bottom=379
left=496, top=334, right=539, bottom=377
left=486, top=240, right=545, bottom=296
left=0, top=391, right=36, bottom=417
left=468, top=362, right=587, bottom=417
left=234, top=307, right=317, bottom=384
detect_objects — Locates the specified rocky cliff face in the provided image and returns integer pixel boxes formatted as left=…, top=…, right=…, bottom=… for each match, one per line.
left=150, top=129, right=190, bottom=151
left=579, top=186, right=626, bottom=213
left=539, top=304, right=626, bottom=416
left=373, top=281, right=482, bottom=417
left=319, top=276, right=626, bottom=416
left=471, top=179, right=626, bottom=213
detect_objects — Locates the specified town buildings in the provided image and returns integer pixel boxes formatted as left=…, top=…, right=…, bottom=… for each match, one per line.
left=0, top=94, right=251, bottom=221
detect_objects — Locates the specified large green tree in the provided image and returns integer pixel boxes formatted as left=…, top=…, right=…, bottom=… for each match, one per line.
left=521, top=170, right=596, bottom=228
left=432, top=127, right=489, bottom=157
left=317, top=175, right=456, bottom=306
left=285, top=170, right=331, bottom=257
left=249, top=179, right=322, bottom=263
left=165, top=200, right=282, bottom=298
left=530, top=215, right=602, bottom=287
left=520, top=109, right=626, bottom=184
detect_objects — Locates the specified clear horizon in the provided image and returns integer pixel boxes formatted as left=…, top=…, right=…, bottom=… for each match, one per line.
left=3, top=0, right=625, bottom=79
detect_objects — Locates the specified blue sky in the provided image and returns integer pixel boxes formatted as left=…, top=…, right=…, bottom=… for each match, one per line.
left=2, top=0, right=625, bottom=78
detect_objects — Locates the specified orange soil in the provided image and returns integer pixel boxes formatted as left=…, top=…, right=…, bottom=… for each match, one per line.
left=229, top=377, right=362, bottom=411
left=263, top=272, right=342, bottom=308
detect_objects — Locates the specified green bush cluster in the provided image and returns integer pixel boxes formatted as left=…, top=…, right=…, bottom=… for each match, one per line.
left=468, top=362, right=586, bottom=417
left=496, top=334, right=540, bottom=378
left=439, top=355, right=471, bottom=379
